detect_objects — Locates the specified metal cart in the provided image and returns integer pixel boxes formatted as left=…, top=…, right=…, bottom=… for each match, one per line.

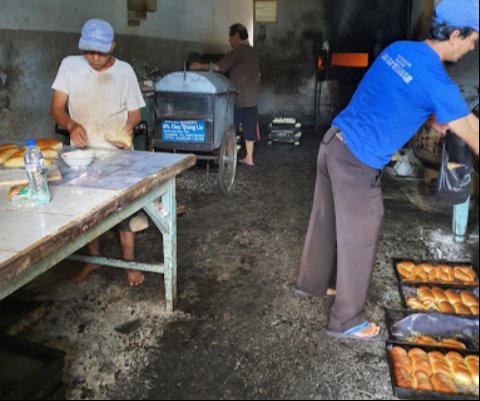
left=154, top=71, right=238, bottom=193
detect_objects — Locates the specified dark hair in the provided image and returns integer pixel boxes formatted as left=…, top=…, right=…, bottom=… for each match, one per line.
left=428, top=19, right=477, bottom=41
left=229, top=23, right=248, bottom=40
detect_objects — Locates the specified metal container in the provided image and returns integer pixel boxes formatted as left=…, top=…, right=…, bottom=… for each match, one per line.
left=154, top=71, right=236, bottom=152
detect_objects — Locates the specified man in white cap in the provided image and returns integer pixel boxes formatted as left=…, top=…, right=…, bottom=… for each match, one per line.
left=296, top=0, right=478, bottom=340
left=51, top=18, right=147, bottom=286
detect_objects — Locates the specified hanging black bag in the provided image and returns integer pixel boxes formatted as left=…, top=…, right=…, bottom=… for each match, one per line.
left=436, top=133, right=473, bottom=205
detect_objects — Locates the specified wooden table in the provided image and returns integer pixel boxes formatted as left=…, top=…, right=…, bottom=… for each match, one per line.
left=0, top=148, right=196, bottom=313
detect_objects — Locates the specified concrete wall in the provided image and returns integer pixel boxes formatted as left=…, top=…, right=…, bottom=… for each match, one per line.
left=254, top=0, right=409, bottom=126
left=0, top=0, right=253, bottom=141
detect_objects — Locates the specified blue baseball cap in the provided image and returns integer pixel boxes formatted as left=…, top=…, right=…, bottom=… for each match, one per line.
left=435, top=0, right=479, bottom=31
left=78, top=19, right=114, bottom=53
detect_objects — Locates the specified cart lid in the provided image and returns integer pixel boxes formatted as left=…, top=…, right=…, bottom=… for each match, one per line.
left=155, top=71, right=235, bottom=94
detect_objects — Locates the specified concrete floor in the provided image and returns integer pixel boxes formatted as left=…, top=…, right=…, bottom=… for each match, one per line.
left=3, top=129, right=479, bottom=400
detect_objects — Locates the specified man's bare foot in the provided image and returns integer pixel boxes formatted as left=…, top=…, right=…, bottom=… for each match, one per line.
left=74, top=264, right=102, bottom=283
left=126, top=270, right=145, bottom=287
left=326, top=288, right=336, bottom=296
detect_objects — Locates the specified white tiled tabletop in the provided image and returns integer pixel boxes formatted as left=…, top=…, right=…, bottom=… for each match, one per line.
left=0, top=149, right=193, bottom=269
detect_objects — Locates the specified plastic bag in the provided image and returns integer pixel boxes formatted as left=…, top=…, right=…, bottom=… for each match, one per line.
left=436, top=133, right=473, bottom=205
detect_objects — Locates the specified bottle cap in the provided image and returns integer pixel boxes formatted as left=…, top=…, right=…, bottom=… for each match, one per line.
left=26, top=139, right=36, bottom=146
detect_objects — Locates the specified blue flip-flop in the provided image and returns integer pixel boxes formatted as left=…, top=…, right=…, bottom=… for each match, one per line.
left=326, top=321, right=383, bottom=341
left=293, top=286, right=335, bottom=300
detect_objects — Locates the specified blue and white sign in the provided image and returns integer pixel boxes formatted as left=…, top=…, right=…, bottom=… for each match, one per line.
left=162, top=120, right=206, bottom=143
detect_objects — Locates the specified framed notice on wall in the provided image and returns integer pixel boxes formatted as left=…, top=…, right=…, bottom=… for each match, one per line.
left=254, top=0, right=278, bottom=24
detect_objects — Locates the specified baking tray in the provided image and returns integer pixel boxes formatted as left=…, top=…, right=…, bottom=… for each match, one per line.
left=385, top=309, right=479, bottom=352
left=392, top=258, right=479, bottom=287
left=0, top=335, right=65, bottom=400
left=398, top=283, right=479, bottom=317
left=386, top=341, right=479, bottom=400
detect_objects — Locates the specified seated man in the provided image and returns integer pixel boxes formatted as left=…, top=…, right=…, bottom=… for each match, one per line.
left=51, top=18, right=147, bottom=286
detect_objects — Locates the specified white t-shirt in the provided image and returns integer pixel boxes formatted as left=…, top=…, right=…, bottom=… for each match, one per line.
left=52, top=55, right=146, bottom=149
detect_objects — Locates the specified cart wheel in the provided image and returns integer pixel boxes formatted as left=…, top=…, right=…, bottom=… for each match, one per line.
left=218, top=127, right=237, bottom=193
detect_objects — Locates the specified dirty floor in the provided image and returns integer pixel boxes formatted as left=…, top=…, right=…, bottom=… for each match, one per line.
left=3, top=129, right=479, bottom=400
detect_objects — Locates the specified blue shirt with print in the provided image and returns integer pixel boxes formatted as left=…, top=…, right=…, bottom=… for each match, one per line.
left=333, top=41, right=470, bottom=170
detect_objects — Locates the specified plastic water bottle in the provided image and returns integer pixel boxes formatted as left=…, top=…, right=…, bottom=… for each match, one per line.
left=24, top=139, right=51, bottom=206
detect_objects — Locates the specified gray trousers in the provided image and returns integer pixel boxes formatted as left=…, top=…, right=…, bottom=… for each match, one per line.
left=297, top=128, right=384, bottom=332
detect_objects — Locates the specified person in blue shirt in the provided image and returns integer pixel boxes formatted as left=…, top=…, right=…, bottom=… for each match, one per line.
left=295, top=0, right=479, bottom=340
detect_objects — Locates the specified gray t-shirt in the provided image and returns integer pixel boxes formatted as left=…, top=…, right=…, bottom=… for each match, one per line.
left=217, top=44, right=260, bottom=108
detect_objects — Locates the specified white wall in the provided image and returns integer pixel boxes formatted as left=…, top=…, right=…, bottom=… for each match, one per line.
left=0, top=0, right=253, bottom=47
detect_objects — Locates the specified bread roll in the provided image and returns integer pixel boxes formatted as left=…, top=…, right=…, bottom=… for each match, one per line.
left=397, top=261, right=416, bottom=279
left=428, top=268, right=440, bottom=283
left=0, top=147, right=20, bottom=164
left=418, top=286, right=436, bottom=304
left=36, top=138, right=63, bottom=151
left=38, top=147, right=59, bottom=159
left=407, top=297, right=429, bottom=310
left=470, top=305, right=479, bottom=316
left=412, top=358, right=433, bottom=376
left=438, top=302, right=456, bottom=314
left=432, top=287, right=449, bottom=304
left=439, top=339, right=466, bottom=350
left=431, top=372, right=457, bottom=393
left=450, top=361, right=473, bottom=386
left=454, top=303, right=473, bottom=315
left=430, top=353, right=452, bottom=376
left=445, top=290, right=462, bottom=305
left=408, top=347, right=429, bottom=361
left=417, top=263, right=435, bottom=272
left=394, top=367, right=413, bottom=389
left=465, top=355, right=479, bottom=387
left=460, top=291, right=479, bottom=308
left=391, top=347, right=412, bottom=372
left=454, top=266, right=478, bottom=283
left=412, top=266, right=428, bottom=282
left=105, top=130, right=132, bottom=149
left=412, top=370, right=433, bottom=391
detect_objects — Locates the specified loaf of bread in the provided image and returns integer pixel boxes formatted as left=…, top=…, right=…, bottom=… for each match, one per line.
left=105, top=130, right=132, bottom=149
left=4, top=153, right=53, bottom=168
left=438, top=302, right=456, bottom=314
left=431, top=372, right=458, bottom=393
left=414, top=336, right=466, bottom=350
left=439, top=339, right=467, bottom=350
left=470, top=306, right=479, bottom=316
left=35, top=138, right=63, bottom=151
left=445, top=352, right=473, bottom=388
left=0, top=146, right=20, bottom=164
left=0, top=143, right=18, bottom=151
left=414, top=336, right=438, bottom=346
